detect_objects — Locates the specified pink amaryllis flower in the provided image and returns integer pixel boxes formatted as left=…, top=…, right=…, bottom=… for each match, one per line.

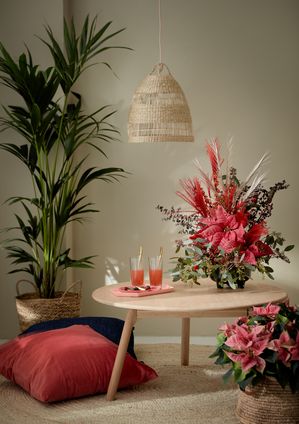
left=225, top=324, right=271, bottom=373
left=192, top=205, right=246, bottom=253
left=252, top=303, right=281, bottom=317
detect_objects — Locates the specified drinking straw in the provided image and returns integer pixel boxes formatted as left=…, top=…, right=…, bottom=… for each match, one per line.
left=158, top=246, right=163, bottom=266
left=138, top=245, right=143, bottom=268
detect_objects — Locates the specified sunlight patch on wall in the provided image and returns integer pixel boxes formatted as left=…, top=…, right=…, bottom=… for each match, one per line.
left=105, top=257, right=120, bottom=285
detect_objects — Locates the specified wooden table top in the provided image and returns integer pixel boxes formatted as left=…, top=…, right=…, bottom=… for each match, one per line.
left=92, top=279, right=288, bottom=314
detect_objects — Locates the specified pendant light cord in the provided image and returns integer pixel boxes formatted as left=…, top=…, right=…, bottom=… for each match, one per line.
left=158, top=0, right=162, bottom=64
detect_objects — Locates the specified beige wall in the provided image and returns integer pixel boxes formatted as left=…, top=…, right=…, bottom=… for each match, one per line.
left=0, top=0, right=298, bottom=338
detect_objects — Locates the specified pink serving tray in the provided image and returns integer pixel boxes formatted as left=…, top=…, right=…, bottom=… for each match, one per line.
left=112, top=284, right=174, bottom=297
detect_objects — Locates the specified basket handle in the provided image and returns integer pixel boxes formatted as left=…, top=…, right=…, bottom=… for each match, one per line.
left=60, top=280, right=82, bottom=301
left=16, top=279, right=39, bottom=297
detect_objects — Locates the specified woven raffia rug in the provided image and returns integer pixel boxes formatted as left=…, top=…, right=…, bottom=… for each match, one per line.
left=0, top=344, right=239, bottom=424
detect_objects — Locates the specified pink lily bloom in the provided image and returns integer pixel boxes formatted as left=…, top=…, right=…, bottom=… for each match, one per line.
left=252, top=303, right=281, bottom=317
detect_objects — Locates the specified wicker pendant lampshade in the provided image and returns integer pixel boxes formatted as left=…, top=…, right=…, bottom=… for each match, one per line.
left=128, top=0, right=194, bottom=143
left=128, top=63, right=194, bottom=143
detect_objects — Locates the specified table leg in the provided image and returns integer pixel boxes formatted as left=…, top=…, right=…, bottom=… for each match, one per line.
left=181, top=317, right=190, bottom=366
left=106, top=309, right=137, bottom=401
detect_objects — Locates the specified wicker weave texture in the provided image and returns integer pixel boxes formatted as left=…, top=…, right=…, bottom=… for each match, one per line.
left=16, top=292, right=80, bottom=331
left=128, top=63, right=194, bottom=143
left=16, top=291, right=81, bottom=332
left=236, top=378, right=299, bottom=424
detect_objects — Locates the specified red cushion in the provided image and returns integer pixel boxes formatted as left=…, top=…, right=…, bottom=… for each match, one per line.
left=0, top=325, right=157, bottom=402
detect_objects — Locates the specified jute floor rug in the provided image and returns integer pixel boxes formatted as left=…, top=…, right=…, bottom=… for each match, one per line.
left=0, top=344, right=240, bottom=424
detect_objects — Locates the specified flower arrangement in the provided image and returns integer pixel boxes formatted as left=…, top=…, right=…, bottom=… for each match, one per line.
left=210, top=302, right=299, bottom=393
left=158, top=139, right=293, bottom=288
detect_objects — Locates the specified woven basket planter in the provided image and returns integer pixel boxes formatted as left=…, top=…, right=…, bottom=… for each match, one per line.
left=236, top=377, right=299, bottom=424
left=16, top=280, right=82, bottom=332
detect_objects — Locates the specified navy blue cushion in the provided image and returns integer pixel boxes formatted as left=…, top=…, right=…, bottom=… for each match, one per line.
left=21, top=317, right=136, bottom=359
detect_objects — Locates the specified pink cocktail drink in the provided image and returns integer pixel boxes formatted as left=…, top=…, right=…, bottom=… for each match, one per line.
left=130, top=269, right=144, bottom=286
left=149, top=269, right=162, bottom=288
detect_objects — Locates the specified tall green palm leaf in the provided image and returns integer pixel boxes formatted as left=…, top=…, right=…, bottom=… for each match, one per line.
left=0, top=16, right=130, bottom=297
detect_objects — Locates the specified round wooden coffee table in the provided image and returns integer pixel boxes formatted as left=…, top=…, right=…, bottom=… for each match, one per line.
left=92, top=279, right=287, bottom=400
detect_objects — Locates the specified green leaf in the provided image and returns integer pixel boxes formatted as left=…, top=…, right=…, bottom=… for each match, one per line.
left=264, top=349, right=277, bottom=364
left=216, top=332, right=226, bottom=346
left=233, top=365, right=247, bottom=383
left=31, top=103, right=41, bottom=130
left=265, top=266, right=274, bottom=273
left=284, top=245, right=294, bottom=252
left=227, top=272, right=237, bottom=289
left=238, top=373, right=256, bottom=390
left=76, top=167, right=125, bottom=193
left=223, top=367, right=234, bottom=384
left=276, top=314, right=289, bottom=325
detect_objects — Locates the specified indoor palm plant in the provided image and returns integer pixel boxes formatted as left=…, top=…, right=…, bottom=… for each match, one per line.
left=0, top=16, right=128, bottom=328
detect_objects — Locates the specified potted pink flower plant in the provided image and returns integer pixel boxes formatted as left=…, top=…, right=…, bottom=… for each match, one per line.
left=158, top=139, right=293, bottom=288
left=211, top=302, right=299, bottom=391
left=211, top=302, right=299, bottom=423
